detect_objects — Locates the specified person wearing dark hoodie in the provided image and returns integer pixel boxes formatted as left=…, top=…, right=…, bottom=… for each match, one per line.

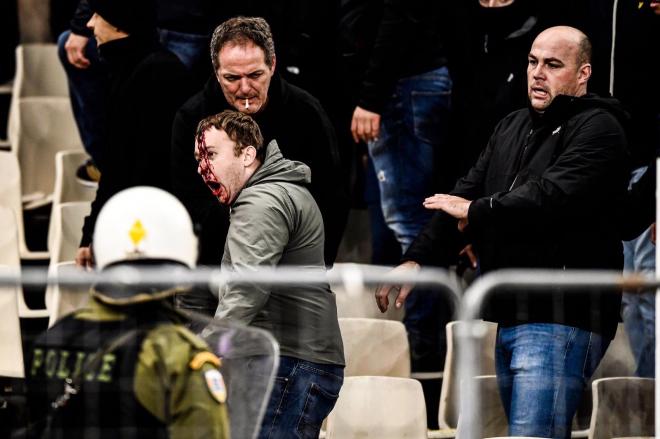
left=75, top=0, right=193, bottom=268
left=448, top=0, right=541, bottom=180
left=194, top=110, right=344, bottom=439
left=377, top=26, right=629, bottom=438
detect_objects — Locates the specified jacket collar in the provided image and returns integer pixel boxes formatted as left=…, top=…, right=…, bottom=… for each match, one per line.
left=528, top=94, right=585, bottom=128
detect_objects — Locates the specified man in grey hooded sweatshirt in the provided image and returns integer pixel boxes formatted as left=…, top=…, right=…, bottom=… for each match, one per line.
left=194, top=110, right=345, bottom=439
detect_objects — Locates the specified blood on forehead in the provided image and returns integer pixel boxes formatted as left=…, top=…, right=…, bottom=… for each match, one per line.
left=197, top=131, right=217, bottom=183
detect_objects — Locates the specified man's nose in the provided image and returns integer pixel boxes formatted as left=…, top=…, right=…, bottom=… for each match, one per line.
left=239, top=78, right=251, bottom=94
left=532, top=64, right=545, bottom=79
left=86, top=13, right=96, bottom=30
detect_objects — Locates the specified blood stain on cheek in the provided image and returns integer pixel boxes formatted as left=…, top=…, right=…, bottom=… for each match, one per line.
left=197, top=133, right=224, bottom=199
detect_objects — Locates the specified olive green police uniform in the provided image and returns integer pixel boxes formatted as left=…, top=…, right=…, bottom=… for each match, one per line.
left=26, top=297, right=229, bottom=439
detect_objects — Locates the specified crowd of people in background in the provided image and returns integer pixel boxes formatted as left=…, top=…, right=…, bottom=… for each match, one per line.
left=1, top=0, right=659, bottom=438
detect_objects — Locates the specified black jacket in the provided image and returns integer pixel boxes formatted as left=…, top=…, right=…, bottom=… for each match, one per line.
left=447, top=1, right=540, bottom=185
left=406, top=94, right=629, bottom=338
left=171, top=75, right=349, bottom=266
left=338, top=0, right=449, bottom=114
left=80, top=36, right=192, bottom=246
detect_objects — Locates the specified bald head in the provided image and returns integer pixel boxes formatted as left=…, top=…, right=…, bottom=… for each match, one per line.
left=527, top=26, right=592, bottom=112
left=538, top=26, right=592, bottom=65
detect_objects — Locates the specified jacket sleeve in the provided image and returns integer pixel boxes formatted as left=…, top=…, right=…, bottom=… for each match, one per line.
left=214, top=192, right=291, bottom=324
left=70, top=0, right=93, bottom=38
left=298, top=96, right=349, bottom=266
left=468, top=110, right=628, bottom=232
left=357, top=0, right=408, bottom=113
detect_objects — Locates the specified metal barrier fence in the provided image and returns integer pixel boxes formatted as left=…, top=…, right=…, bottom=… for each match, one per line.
left=1, top=264, right=657, bottom=438
left=458, top=269, right=658, bottom=439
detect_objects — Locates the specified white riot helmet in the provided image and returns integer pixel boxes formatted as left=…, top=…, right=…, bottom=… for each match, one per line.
left=93, top=186, right=197, bottom=270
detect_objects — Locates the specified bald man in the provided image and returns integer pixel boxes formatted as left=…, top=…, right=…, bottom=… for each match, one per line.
left=377, top=26, right=629, bottom=438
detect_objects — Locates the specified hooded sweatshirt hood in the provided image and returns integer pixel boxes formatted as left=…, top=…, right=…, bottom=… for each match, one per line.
left=245, top=140, right=312, bottom=189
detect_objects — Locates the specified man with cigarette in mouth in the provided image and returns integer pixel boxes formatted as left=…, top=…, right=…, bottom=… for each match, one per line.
left=171, top=17, right=348, bottom=317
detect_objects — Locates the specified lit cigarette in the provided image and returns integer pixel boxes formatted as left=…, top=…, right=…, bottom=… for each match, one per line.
left=245, top=98, right=249, bottom=110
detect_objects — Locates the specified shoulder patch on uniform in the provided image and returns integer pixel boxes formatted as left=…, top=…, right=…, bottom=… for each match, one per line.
left=189, top=351, right=221, bottom=370
left=204, top=369, right=227, bottom=404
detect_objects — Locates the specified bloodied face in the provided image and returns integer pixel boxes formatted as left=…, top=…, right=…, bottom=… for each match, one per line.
left=195, top=127, right=251, bottom=205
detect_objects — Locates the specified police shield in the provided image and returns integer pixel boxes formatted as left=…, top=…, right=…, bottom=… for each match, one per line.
left=190, top=311, right=280, bottom=439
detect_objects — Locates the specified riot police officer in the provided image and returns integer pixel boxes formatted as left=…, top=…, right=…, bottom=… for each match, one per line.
left=24, top=186, right=229, bottom=438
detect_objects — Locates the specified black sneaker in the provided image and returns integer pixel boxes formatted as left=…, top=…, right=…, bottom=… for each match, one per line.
left=75, top=159, right=101, bottom=187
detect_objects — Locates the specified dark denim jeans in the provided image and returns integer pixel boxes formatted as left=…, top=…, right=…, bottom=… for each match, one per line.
left=57, top=30, right=109, bottom=168
left=495, top=323, right=610, bottom=438
left=367, top=66, right=452, bottom=251
left=367, top=66, right=452, bottom=373
left=258, top=356, right=343, bottom=439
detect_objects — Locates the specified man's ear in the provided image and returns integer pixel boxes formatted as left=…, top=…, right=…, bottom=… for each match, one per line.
left=270, top=55, right=276, bottom=75
left=243, top=146, right=258, bottom=166
left=578, top=63, right=592, bottom=86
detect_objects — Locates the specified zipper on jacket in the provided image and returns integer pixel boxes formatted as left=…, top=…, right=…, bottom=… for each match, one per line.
left=509, top=128, right=534, bottom=191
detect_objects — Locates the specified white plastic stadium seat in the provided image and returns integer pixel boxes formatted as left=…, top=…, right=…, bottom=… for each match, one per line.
left=14, top=97, right=83, bottom=205
left=0, top=150, right=49, bottom=259
left=439, top=320, right=498, bottom=430
left=6, top=43, right=69, bottom=149
left=47, top=201, right=91, bottom=264
left=338, top=317, right=410, bottom=377
left=46, top=261, right=90, bottom=327
left=326, top=376, right=427, bottom=439
left=588, top=377, right=654, bottom=439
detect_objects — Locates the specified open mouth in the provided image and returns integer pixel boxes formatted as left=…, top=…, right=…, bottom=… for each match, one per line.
left=204, top=179, right=229, bottom=204
left=206, top=180, right=220, bottom=191
left=531, top=86, right=549, bottom=98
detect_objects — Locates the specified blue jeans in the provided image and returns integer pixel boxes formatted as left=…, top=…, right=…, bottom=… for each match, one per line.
left=57, top=31, right=109, bottom=168
left=368, top=66, right=452, bottom=372
left=623, top=223, right=656, bottom=378
left=158, top=28, right=209, bottom=71
left=495, top=323, right=610, bottom=439
left=364, top=155, right=401, bottom=265
left=367, top=66, right=452, bottom=252
left=259, top=356, right=344, bottom=439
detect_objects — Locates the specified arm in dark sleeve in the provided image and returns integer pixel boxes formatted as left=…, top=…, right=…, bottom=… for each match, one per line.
left=468, top=111, right=628, bottom=232
left=402, top=210, right=463, bottom=267
left=70, top=0, right=93, bottom=37
left=304, top=99, right=349, bottom=266
left=80, top=157, right=122, bottom=246
left=402, top=125, right=494, bottom=265
left=356, top=0, right=407, bottom=113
